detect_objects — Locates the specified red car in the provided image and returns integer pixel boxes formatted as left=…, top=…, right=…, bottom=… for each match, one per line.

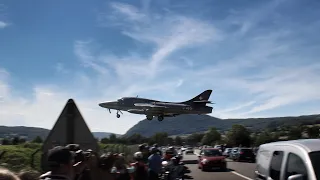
left=197, top=148, right=227, bottom=171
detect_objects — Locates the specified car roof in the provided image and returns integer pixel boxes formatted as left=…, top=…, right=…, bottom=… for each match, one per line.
left=260, top=139, right=320, bottom=153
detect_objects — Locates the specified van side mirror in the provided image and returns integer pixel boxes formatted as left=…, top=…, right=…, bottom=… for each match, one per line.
left=288, top=174, right=304, bottom=180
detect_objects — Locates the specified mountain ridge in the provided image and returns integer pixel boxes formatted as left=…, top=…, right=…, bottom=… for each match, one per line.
left=0, top=126, right=121, bottom=140
left=1, top=114, right=320, bottom=140
left=124, top=114, right=320, bottom=137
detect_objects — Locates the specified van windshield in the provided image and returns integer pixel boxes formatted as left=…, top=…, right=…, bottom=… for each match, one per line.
left=309, top=151, right=320, bottom=179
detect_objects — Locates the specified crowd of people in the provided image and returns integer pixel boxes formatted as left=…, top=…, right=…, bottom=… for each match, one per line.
left=0, top=143, right=172, bottom=180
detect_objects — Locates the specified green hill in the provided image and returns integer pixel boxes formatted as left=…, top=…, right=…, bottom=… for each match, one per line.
left=124, top=114, right=320, bottom=137
left=0, top=126, right=121, bottom=141
left=1, top=114, right=320, bottom=139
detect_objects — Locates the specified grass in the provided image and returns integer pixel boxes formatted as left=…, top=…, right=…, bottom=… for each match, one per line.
left=0, top=143, right=42, bottom=172
left=0, top=143, right=138, bottom=173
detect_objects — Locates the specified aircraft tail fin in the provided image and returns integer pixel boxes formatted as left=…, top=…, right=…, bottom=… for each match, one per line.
left=183, top=90, right=212, bottom=105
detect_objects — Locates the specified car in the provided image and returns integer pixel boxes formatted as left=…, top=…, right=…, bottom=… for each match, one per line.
left=229, top=147, right=239, bottom=159
left=185, top=147, right=194, bottom=154
left=181, top=146, right=187, bottom=152
left=232, top=148, right=255, bottom=162
left=255, top=139, right=320, bottom=180
left=197, top=148, right=227, bottom=171
left=222, top=148, right=232, bottom=157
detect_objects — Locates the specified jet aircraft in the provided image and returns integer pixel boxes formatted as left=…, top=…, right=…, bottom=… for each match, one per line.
left=98, top=90, right=213, bottom=121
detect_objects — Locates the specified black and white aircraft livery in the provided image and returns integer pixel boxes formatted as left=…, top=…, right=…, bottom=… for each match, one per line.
left=98, top=90, right=213, bottom=121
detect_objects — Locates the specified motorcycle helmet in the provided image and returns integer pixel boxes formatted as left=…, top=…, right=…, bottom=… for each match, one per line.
left=134, top=151, right=143, bottom=160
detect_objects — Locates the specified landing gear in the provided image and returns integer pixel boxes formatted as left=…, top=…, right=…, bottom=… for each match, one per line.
left=146, top=115, right=153, bottom=120
left=158, top=116, right=164, bottom=121
left=116, top=110, right=122, bottom=118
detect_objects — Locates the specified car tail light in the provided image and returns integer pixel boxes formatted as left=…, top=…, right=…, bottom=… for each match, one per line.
left=240, top=151, right=244, bottom=155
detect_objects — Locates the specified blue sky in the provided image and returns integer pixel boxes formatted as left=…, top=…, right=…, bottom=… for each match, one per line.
left=1, top=0, right=320, bottom=134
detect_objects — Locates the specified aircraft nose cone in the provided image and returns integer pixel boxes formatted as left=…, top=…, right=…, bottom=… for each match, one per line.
left=99, top=101, right=118, bottom=108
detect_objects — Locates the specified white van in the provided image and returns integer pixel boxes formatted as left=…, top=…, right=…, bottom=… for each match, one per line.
left=255, top=139, right=320, bottom=180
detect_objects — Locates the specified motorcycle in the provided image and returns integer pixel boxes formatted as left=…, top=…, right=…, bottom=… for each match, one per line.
left=160, top=157, right=190, bottom=180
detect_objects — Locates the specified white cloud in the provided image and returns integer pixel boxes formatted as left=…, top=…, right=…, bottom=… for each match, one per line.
left=0, top=21, right=8, bottom=29
left=1, top=0, right=320, bottom=134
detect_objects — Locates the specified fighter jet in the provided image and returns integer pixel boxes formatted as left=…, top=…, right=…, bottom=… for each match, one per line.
left=98, top=90, right=213, bottom=121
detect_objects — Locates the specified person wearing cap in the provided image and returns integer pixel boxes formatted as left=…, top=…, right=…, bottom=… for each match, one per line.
left=150, top=144, right=162, bottom=157
left=139, top=144, right=150, bottom=164
left=39, top=146, right=76, bottom=180
left=147, top=147, right=162, bottom=180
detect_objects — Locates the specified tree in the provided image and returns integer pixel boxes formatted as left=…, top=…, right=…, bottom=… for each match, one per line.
left=255, top=132, right=273, bottom=146
left=186, top=133, right=205, bottom=145
left=288, top=126, right=303, bottom=140
left=201, top=127, right=221, bottom=146
left=32, top=136, right=43, bottom=143
left=149, top=132, right=168, bottom=146
left=12, top=137, right=20, bottom=145
left=127, top=133, right=144, bottom=144
left=19, top=138, right=27, bottom=143
left=100, top=137, right=110, bottom=144
left=109, top=134, right=117, bottom=143
left=174, top=136, right=183, bottom=146
left=166, top=137, right=174, bottom=145
left=226, top=124, right=251, bottom=147
left=1, top=138, right=11, bottom=145
left=306, top=126, right=319, bottom=138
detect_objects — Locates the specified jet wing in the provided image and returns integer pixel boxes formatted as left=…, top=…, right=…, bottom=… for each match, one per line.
left=134, top=103, right=167, bottom=108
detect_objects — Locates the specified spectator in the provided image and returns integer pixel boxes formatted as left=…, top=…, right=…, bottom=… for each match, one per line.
left=112, top=154, right=130, bottom=180
left=39, top=146, right=76, bottom=180
left=131, top=152, right=147, bottom=180
left=0, top=168, right=20, bottom=180
left=95, top=153, right=117, bottom=180
left=147, top=147, right=162, bottom=180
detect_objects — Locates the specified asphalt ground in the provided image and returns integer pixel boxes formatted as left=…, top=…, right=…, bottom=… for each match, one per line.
left=181, top=150, right=256, bottom=180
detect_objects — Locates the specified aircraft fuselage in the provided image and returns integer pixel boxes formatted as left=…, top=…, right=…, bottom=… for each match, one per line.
left=99, top=90, right=213, bottom=121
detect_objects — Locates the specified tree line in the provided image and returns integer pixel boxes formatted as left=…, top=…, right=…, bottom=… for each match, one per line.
left=1, top=124, right=319, bottom=147
left=100, top=124, right=319, bottom=147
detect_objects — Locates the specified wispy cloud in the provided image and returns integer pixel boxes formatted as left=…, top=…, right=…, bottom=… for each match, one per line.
left=1, top=0, right=320, bottom=133
left=99, top=2, right=222, bottom=78
left=0, top=21, right=8, bottom=28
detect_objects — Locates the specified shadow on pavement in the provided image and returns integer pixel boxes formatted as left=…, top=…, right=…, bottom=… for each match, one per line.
left=182, top=160, right=198, bottom=164
left=202, top=168, right=235, bottom=172
left=184, top=175, right=194, bottom=179
left=227, top=159, right=256, bottom=164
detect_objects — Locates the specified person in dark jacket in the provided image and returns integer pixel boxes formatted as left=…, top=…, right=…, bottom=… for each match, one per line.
left=39, top=146, right=79, bottom=180
left=148, top=148, right=162, bottom=180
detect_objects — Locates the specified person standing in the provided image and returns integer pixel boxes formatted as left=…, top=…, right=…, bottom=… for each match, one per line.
left=147, top=148, right=162, bottom=180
